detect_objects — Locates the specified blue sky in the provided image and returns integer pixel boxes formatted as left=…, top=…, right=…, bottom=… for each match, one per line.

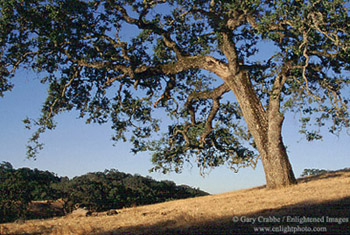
left=0, top=66, right=349, bottom=194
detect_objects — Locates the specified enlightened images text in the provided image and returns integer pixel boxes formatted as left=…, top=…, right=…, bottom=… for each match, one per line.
left=232, top=216, right=349, bottom=225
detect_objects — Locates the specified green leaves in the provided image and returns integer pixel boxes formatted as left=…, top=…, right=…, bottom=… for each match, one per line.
left=0, top=74, right=13, bottom=97
left=0, top=162, right=207, bottom=222
left=0, top=162, right=61, bottom=222
left=1, top=0, right=349, bottom=176
left=300, top=168, right=328, bottom=177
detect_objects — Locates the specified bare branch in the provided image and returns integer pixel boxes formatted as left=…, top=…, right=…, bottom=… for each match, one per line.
left=9, top=51, right=39, bottom=74
left=45, top=66, right=82, bottom=125
left=153, top=76, right=176, bottom=108
left=186, top=83, right=230, bottom=102
left=185, top=83, right=231, bottom=144
left=246, top=15, right=294, bottom=32
left=299, top=29, right=312, bottom=94
left=200, top=97, right=220, bottom=146
left=220, top=32, right=240, bottom=74
left=99, top=34, right=131, bottom=61
left=114, top=4, right=184, bottom=58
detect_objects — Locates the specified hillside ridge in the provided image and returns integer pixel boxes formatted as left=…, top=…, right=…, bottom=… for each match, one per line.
left=1, top=168, right=350, bottom=234
left=0, top=162, right=209, bottom=223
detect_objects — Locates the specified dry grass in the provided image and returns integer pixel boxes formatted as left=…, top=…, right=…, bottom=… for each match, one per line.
left=1, top=169, right=350, bottom=234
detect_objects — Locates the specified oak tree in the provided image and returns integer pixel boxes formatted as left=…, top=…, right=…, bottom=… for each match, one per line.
left=1, top=0, right=349, bottom=188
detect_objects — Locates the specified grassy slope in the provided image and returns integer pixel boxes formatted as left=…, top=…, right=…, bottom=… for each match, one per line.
left=1, top=169, right=350, bottom=234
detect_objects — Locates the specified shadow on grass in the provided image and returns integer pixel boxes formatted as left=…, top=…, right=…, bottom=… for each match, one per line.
left=100, top=196, right=350, bottom=234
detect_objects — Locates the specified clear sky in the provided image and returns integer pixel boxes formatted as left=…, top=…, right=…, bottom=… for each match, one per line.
left=1, top=65, right=349, bottom=195
left=1, top=3, right=350, bottom=195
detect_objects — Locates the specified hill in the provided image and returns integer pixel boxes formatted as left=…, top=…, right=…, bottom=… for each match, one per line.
left=1, top=169, right=349, bottom=234
left=0, top=162, right=208, bottom=223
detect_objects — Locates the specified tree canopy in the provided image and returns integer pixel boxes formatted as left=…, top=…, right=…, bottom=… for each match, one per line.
left=1, top=0, right=349, bottom=188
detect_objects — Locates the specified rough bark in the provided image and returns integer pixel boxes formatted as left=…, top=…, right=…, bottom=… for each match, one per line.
left=262, top=110, right=297, bottom=188
left=264, top=90, right=297, bottom=188
left=226, top=71, right=297, bottom=189
left=216, top=32, right=297, bottom=188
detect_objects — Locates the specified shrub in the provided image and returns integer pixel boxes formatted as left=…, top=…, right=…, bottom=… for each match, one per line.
left=300, top=168, right=329, bottom=177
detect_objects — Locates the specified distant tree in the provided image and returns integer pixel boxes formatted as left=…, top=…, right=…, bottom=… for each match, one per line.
left=28, top=168, right=61, bottom=200
left=1, top=0, right=349, bottom=188
left=0, top=163, right=207, bottom=221
left=0, top=161, right=13, bottom=170
left=0, top=163, right=60, bottom=222
left=52, top=170, right=208, bottom=212
left=55, top=174, right=108, bottom=211
left=0, top=165, right=33, bottom=222
left=300, top=168, right=329, bottom=177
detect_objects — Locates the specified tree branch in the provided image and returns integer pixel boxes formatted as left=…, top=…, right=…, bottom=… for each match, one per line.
left=185, top=83, right=230, bottom=144
left=220, top=32, right=240, bottom=74
left=114, top=4, right=184, bottom=58
left=200, top=97, right=220, bottom=146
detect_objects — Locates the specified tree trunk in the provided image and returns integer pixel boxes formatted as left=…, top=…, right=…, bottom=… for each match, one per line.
left=260, top=140, right=297, bottom=189
left=224, top=71, right=297, bottom=189
left=214, top=33, right=296, bottom=189
left=262, top=77, right=297, bottom=188
left=261, top=110, right=297, bottom=189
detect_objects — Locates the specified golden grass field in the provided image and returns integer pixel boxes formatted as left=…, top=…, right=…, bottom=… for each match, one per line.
left=1, top=169, right=350, bottom=234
